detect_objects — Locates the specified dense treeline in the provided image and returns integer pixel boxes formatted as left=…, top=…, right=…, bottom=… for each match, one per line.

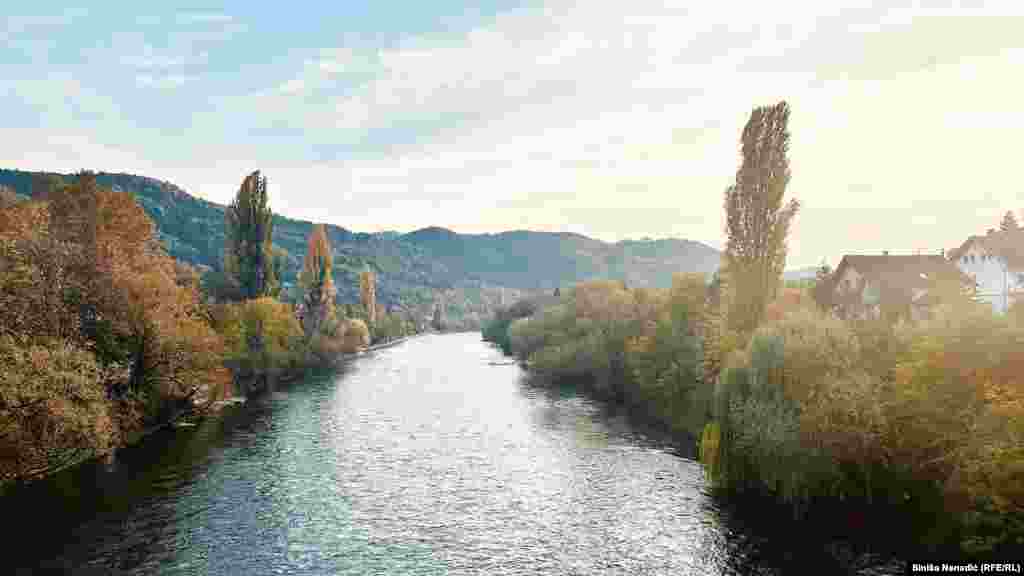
left=482, top=102, right=1023, bottom=556
left=0, top=170, right=417, bottom=486
left=1, top=169, right=720, bottom=332
left=0, top=173, right=230, bottom=483
left=196, top=172, right=414, bottom=391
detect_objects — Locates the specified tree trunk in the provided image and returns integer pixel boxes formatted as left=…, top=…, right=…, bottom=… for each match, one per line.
left=129, top=336, right=145, bottom=393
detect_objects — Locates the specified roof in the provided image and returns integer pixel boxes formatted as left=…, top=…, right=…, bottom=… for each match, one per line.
left=949, top=229, right=1024, bottom=270
left=832, top=254, right=971, bottom=293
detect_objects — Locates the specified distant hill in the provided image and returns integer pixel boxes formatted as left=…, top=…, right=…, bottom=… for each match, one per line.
left=0, top=168, right=722, bottom=324
left=402, top=227, right=722, bottom=291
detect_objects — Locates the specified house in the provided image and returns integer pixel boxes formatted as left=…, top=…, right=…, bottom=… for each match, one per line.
left=948, top=228, right=1024, bottom=314
left=829, top=253, right=971, bottom=322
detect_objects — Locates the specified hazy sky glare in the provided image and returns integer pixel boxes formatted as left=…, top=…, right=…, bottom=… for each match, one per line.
left=2, top=2, right=1022, bottom=268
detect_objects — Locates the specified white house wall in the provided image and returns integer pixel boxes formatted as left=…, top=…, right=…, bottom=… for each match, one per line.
left=954, top=242, right=1023, bottom=314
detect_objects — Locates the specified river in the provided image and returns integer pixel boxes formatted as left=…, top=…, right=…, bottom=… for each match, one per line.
left=5, top=333, right=905, bottom=575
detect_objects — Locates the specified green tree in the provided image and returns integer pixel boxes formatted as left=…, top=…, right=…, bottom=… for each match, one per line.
left=722, top=101, right=800, bottom=335
left=224, top=171, right=278, bottom=300
left=432, top=303, right=443, bottom=332
left=1000, top=210, right=1019, bottom=232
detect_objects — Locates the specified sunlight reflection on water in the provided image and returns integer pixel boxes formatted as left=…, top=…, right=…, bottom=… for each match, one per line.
left=6, top=333, right=902, bottom=575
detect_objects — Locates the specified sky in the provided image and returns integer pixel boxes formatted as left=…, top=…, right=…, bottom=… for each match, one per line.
left=2, top=1, right=1023, bottom=269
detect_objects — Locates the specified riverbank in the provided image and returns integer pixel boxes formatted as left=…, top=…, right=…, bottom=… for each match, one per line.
left=485, top=281, right=1024, bottom=559
left=0, top=395, right=197, bottom=495
left=9, top=332, right=903, bottom=575
left=223, top=334, right=418, bottom=400
left=0, top=338, right=424, bottom=493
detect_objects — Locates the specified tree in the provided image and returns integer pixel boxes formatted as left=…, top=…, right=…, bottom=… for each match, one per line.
left=340, top=318, right=370, bottom=352
left=432, top=303, right=443, bottom=332
left=0, top=185, right=19, bottom=209
left=722, top=101, right=800, bottom=335
left=28, top=173, right=64, bottom=201
left=1000, top=210, right=1019, bottom=232
left=224, top=171, right=278, bottom=300
left=359, top=269, right=377, bottom=325
left=811, top=262, right=834, bottom=312
left=298, top=224, right=336, bottom=338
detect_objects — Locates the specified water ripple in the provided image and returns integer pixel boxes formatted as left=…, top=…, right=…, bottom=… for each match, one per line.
left=5, top=333, right=903, bottom=575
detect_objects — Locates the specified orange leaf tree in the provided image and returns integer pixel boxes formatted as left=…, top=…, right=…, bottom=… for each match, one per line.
left=298, top=224, right=337, bottom=339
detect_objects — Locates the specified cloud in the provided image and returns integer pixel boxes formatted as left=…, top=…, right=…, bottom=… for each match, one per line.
left=123, top=49, right=186, bottom=71
left=11, top=2, right=1024, bottom=269
left=233, top=0, right=1024, bottom=267
left=0, top=128, right=157, bottom=177
left=177, top=12, right=233, bottom=25
left=136, top=73, right=195, bottom=89
left=274, top=48, right=357, bottom=96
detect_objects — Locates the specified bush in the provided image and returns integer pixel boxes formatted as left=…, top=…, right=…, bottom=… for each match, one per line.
left=702, top=294, right=1024, bottom=554
left=502, top=279, right=710, bottom=434
left=210, top=297, right=304, bottom=373
left=0, top=336, right=115, bottom=479
left=340, top=318, right=370, bottom=352
left=482, top=298, right=541, bottom=354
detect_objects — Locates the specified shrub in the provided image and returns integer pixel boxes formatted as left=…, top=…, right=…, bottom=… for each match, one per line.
left=0, top=336, right=115, bottom=479
left=210, top=297, right=304, bottom=372
left=339, top=318, right=370, bottom=353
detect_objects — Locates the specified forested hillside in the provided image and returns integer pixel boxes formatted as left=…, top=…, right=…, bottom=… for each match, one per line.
left=0, top=169, right=721, bottom=327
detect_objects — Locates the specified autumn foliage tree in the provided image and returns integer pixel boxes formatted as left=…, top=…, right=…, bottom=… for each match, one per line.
left=0, top=173, right=229, bottom=482
left=224, top=171, right=278, bottom=300
left=722, top=101, right=800, bottom=336
left=0, top=185, right=19, bottom=209
left=359, top=269, right=377, bottom=325
left=340, top=318, right=370, bottom=352
left=298, top=224, right=337, bottom=339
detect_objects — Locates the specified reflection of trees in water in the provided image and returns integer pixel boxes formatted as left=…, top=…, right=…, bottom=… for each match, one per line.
left=515, top=369, right=904, bottom=574
left=516, top=371, right=696, bottom=458
left=703, top=492, right=905, bottom=575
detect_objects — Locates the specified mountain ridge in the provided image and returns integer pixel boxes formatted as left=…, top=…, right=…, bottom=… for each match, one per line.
left=1, top=168, right=724, bottom=326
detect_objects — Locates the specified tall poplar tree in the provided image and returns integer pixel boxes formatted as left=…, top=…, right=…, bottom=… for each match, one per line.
left=224, top=171, right=278, bottom=300
left=298, top=224, right=336, bottom=338
left=359, top=269, right=377, bottom=325
left=722, top=101, right=800, bottom=335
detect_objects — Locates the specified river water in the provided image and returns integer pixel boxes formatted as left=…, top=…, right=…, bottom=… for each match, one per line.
left=5, top=333, right=905, bottom=575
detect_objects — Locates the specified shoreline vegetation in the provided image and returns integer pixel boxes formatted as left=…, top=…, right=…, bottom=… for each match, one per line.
left=0, top=171, right=422, bottom=490
left=2, top=99, right=1021, bottom=561
left=482, top=102, right=1023, bottom=558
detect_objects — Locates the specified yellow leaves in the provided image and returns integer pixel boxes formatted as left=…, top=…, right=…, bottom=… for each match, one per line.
left=340, top=318, right=370, bottom=352
left=669, top=272, right=706, bottom=319
left=299, top=224, right=335, bottom=302
left=359, top=271, right=376, bottom=324
left=699, top=421, right=722, bottom=483
left=0, top=336, right=114, bottom=476
left=624, top=334, right=653, bottom=355
left=0, top=200, right=50, bottom=240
